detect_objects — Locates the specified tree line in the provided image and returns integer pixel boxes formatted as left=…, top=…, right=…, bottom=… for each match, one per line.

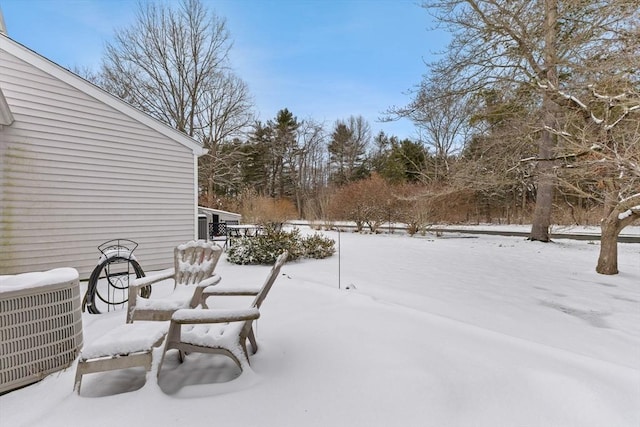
left=82, top=0, right=638, bottom=275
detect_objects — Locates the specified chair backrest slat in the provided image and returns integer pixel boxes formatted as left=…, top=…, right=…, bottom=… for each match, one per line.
left=174, top=240, right=222, bottom=286
left=251, top=251, right=288, bottom=309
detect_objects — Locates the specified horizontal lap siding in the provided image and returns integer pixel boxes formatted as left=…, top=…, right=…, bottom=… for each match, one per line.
left=1, top=51, right=197, bottom=278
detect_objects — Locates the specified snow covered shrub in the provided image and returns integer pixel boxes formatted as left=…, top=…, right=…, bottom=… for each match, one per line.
left=226, top=239, right=260, bottom=265
left=227, top=228, right=303, bottom=265
left=301, top=233, right=336, bottom=259
left=227, top=229, right=335, bottom=265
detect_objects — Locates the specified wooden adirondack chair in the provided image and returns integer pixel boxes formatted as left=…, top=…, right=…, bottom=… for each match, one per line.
left=74, top=241, right=223, bottom=393
left=157, top=251, right=288, bottom=375
left=126, top=240, right=223, bottom=323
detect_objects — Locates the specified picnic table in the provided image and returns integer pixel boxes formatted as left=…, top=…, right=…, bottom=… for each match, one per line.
left=226, top=224, right=264, bottom=248
left=227, top=224, right=263, bottom=238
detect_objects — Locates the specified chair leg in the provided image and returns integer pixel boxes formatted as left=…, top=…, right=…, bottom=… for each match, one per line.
left=158, top=322, right=180, bottom=377
left=239, top=344, right=251, bottom=368
left=73, top=363, right=84, bottom=394
left=248, top=327, right=258, bottom=354
left=157, top=347, right=168, bottom=378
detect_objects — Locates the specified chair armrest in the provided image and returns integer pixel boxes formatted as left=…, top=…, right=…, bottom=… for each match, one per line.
left=171, top=308, right=260, bottom=324
left=130, top=268, right=175, bottom=289
left=202, top=285, right=260, bottom=296
left=195, top=274, right=222, bottom=288
left=126, top=268, right=175, bottom=323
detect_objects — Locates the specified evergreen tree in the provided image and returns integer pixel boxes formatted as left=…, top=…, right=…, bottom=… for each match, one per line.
left=271, top=109, right=299, bottom=197
left=371, top=132, right=427, bottom=184
left=242, top=122, right=273, bottom=195
left=328, top=115, right=371, bottom=185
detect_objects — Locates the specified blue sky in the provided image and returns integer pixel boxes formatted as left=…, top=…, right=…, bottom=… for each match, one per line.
left=0, top=0, right=449, bottom=140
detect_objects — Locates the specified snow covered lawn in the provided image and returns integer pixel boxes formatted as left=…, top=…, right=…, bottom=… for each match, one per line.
left=2, top=229, right=639, bottom=427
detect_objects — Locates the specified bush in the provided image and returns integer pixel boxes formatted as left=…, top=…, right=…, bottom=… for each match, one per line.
left=227, top=228, right=335, bottom=265
left=301, top=233, right=336, bottom=259
left=238, top=189, right=297, bottom=228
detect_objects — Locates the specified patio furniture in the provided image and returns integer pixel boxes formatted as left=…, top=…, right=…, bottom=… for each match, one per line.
left=74, top=241, right=224, bottom=393
left=225, top=223, right=264, bottom=248
left=157, top=251, right=288, bottom=374
left=209, top=220, right=240, bottom=249
left=73, top=322, right=168, bottom=394
left=126, top=240, right=223, bottom=323
left=227, top=224, right=263, bottom=236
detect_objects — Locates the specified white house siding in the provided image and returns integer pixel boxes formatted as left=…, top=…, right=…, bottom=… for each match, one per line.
left=0, top=48, right=198, bottom=278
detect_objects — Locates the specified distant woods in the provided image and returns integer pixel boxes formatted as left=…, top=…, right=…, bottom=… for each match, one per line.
left=82, top=0, right=638, bottom=274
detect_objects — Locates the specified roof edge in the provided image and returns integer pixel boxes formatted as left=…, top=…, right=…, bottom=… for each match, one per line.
left=0, top=35, right=205, bottom=156
left=198, top=206, right=242, bottom=217
left=0, top=7, right=7, bottom=36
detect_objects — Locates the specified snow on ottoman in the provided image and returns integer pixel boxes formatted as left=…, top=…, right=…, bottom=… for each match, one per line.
left=74, top=322, right=168, bottom=393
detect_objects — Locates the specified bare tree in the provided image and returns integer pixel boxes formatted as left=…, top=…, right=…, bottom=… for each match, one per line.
left=293, top=119, right=328, bottom=218
left=392, top=82, right=470, bottom=181
left=417, top=0, right=638, bottom=243
left=537, top=1, right=640, bottom=273
left=101, top=0, right=229, bottom=134
left=453, top=82, right=544, bottom=223
left=98, top=0, right=253, bottom=204
left=198, top=73, right=254, bottom=205
left=551, top=86, right=640, bottom=274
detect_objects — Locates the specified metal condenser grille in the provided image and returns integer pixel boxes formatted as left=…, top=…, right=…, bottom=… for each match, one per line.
left=1, top=278, right=83, bottom=394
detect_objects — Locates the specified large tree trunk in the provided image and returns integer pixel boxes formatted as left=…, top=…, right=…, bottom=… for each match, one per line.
left=530, top=167, right=554, bottom=241
left=530, top=98, right=557, bottom=241
left=597, top=215, right=621, bottom=275
left=530, top=0, right=558, bottom=242
left=596, top=195, right=640, bottom=275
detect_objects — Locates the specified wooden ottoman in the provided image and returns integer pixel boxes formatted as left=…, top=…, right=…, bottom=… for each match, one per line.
left=74, top=322, right=168, bottom=393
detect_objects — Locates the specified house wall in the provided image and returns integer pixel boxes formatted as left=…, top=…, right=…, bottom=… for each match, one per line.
left=0, top=48, right=198, bottom=278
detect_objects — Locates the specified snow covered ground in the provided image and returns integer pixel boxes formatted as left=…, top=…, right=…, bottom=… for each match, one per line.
left=2, top=227, right=639, bottom=427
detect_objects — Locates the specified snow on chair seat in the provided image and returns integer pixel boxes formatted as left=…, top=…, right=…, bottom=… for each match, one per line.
left=164, top=308, right=260, bottom=371
left=74, top=322, right=168, bottom=394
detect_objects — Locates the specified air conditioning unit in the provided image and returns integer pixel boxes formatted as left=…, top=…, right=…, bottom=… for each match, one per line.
left=1, top=268, right=83, bottom=394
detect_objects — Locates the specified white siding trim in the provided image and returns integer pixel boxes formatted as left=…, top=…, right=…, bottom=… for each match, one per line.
left=0, top=87, right=13, bottom=125
left=193, top=155, right=199, bottom=240
left=198, top=207, right=242, bottom=220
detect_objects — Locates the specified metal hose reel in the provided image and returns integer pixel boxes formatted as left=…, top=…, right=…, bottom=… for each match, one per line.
left=82, top=239, right=150, bottom=314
